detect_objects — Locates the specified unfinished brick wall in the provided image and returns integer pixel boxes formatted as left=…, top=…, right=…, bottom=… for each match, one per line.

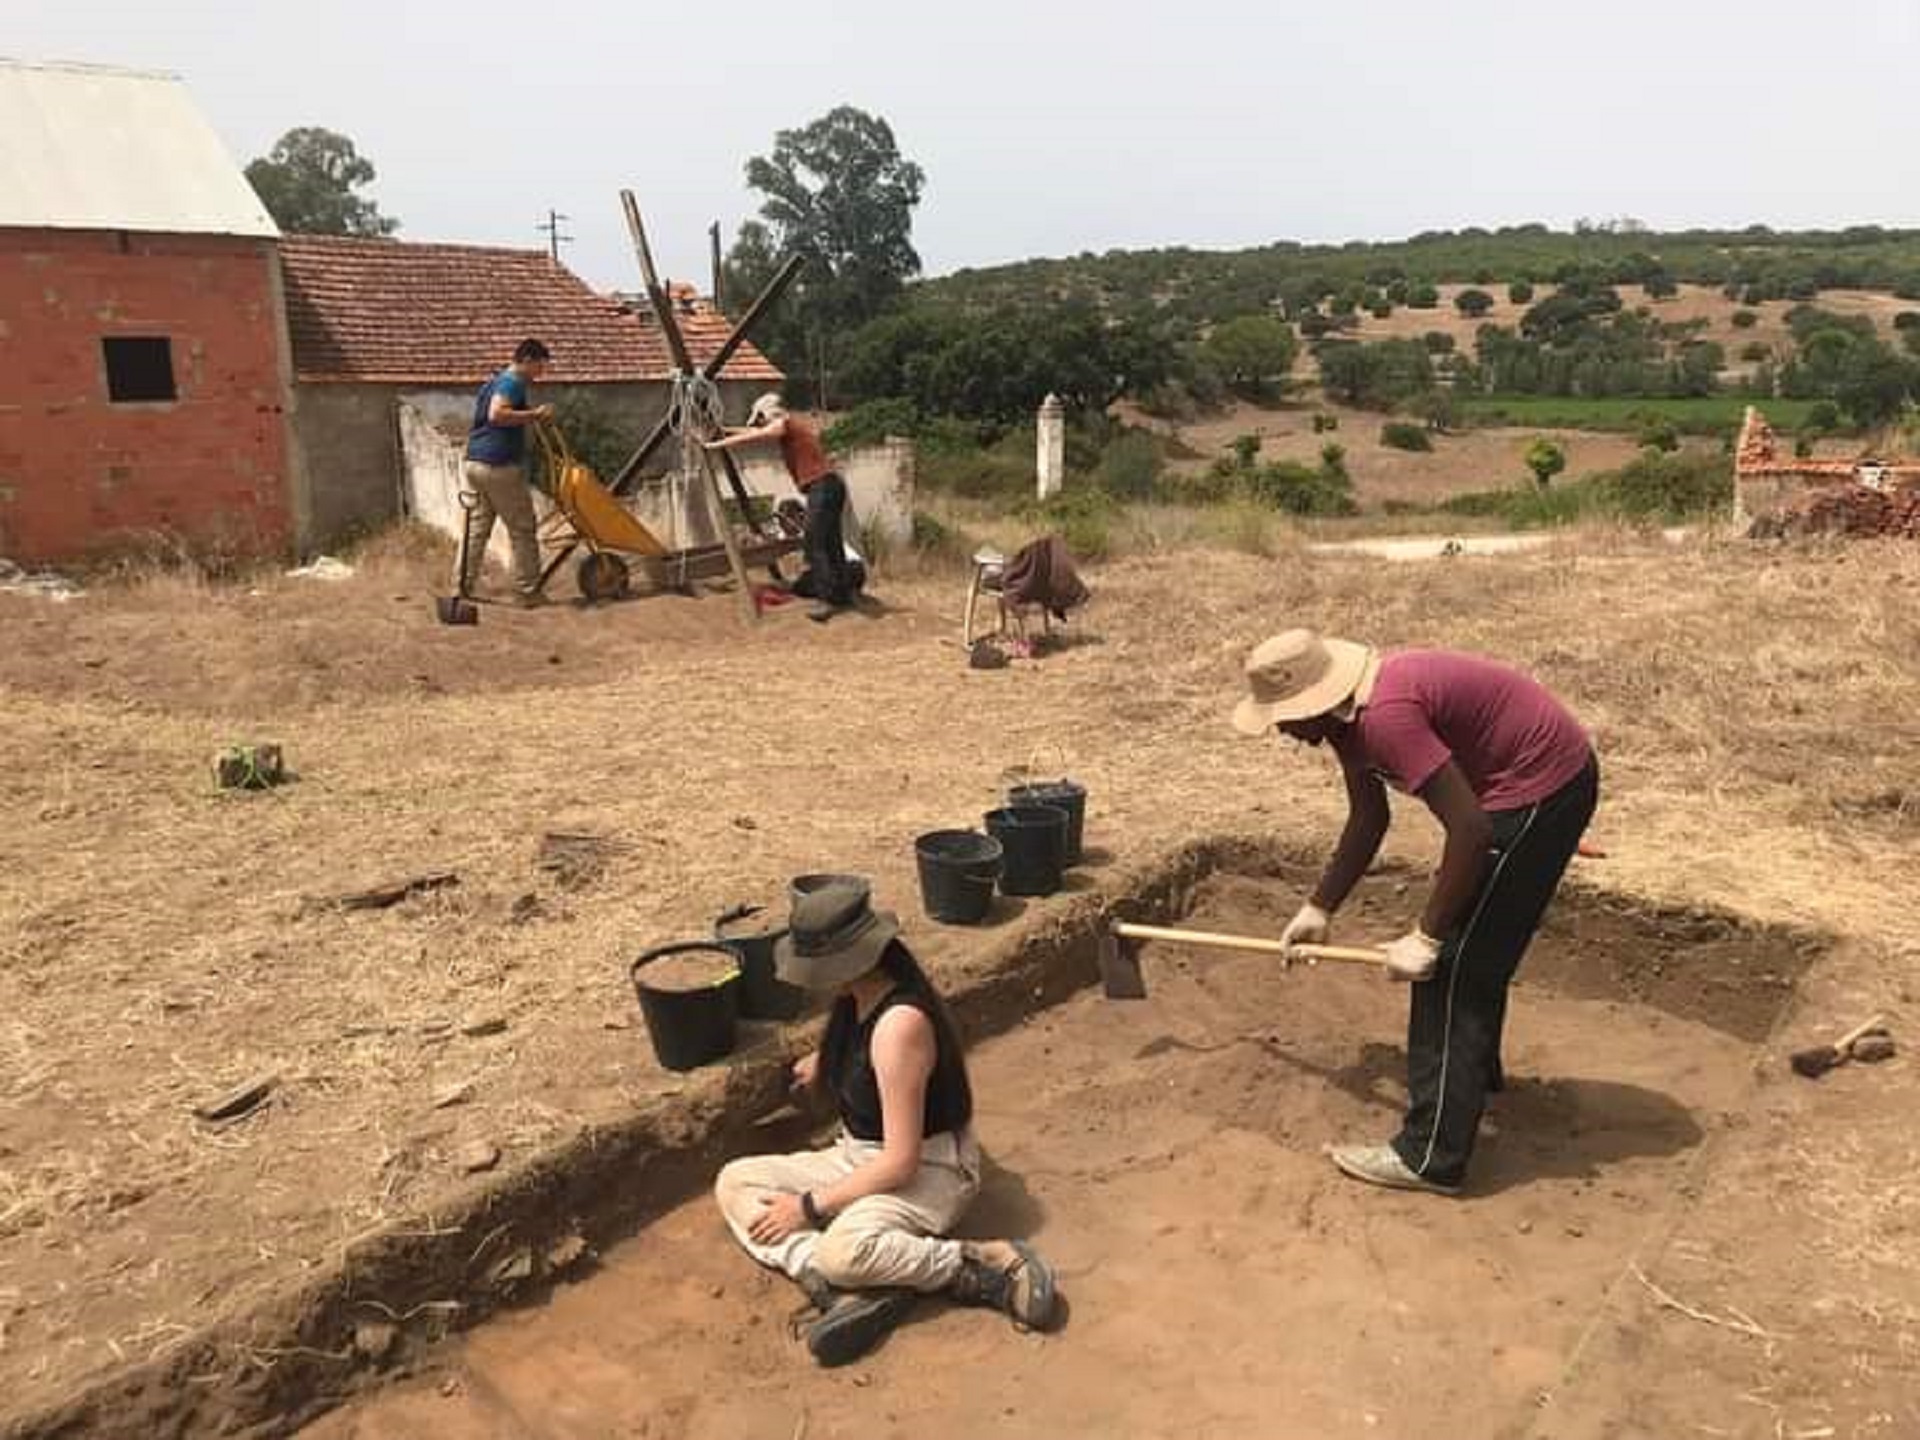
left=1735, top=406, right=1920, bottom=539
left=0, top=228, right=295, bottom=563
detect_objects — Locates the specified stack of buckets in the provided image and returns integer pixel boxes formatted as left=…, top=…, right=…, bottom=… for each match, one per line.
left=914, top=776, right=1088, bottom=925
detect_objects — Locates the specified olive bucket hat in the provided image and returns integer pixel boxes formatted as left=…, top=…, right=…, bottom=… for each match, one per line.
left=775, top=879, right=899, bottom=992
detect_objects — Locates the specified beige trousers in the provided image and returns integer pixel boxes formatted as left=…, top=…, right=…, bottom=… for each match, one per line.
left=456, top=460, right=543, bottom=597
left=715, top=1130, right=981, bottom=1293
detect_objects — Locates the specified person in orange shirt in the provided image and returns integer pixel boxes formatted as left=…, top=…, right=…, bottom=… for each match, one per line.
left=708, top=394, right=857, bottom=623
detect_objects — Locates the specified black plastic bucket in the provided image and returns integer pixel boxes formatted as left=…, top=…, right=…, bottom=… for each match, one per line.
left=1008, top=779, right=1088, bottom=865
left=789, top=872, right=866, bottom=908
left=713, top=905, right=805, bottom=1021
left=630, top=942, right=741, bottom=1072
left=984, top=805, right=1068, bottom=897
left=914, top=830, right=1004, bottom=925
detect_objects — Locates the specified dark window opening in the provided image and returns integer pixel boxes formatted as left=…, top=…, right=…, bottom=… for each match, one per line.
left=103, top=336, right=176, bottom=403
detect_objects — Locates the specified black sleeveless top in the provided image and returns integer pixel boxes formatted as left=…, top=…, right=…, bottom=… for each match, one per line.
left=822, top=961, right=972, bottom=1143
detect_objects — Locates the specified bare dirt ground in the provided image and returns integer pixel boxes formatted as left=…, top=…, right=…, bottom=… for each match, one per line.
left=305, top=868, right=1818, bottom=1440
left=4, top=531, right=1919, bottom=1435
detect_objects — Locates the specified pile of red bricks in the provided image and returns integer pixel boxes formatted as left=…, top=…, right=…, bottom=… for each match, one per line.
left=1750, top=480, right=1920, bottom=540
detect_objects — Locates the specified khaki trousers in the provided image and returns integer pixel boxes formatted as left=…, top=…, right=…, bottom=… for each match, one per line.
left=456, top=460, right=542, bottom=597
left=715, top=1130, right=981, bottom=1293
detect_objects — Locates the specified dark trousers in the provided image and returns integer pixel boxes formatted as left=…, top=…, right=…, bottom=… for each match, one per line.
left=1392, top=756, right=1599, bottom=1186
left=802, top=473, right=855, bottom=607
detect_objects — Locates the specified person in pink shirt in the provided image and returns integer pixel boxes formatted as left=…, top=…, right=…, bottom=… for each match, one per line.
left=1232, top=629, right=1598, bottom=1194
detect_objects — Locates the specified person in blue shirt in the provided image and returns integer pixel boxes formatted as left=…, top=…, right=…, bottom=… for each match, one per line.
left=457, top=339, right=553, bottom=606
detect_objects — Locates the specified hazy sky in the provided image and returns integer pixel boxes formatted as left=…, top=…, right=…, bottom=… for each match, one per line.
left=12, top=1, right=1920, bottom=290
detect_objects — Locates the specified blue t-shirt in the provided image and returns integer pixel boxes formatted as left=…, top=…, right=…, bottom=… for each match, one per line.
left=466, top=369, right=530, bottom=465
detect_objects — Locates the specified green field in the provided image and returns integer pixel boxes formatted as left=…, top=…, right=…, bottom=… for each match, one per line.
left=1457, top=395, right=1823, bottom=435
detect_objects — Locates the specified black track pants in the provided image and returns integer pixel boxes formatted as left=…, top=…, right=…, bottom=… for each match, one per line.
left=1391, top=756, right=1599, bottom=1186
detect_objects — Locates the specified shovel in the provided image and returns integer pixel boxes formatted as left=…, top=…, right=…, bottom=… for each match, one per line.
left=435, top=494, right=481, bottom=626
left=1098, top=919, right=1389, bottom=1000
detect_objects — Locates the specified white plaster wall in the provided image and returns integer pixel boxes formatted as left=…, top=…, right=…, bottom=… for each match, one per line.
left=398, top=396, right=915, bottom=573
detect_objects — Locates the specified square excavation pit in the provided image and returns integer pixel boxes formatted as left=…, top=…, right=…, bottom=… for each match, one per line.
left=306, top=859, right=1821, bottom=1440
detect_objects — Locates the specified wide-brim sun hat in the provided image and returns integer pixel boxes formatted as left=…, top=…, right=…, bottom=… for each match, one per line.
left=748, top=392, right=788, bottom=425
left=1231, top=628, right=1378, bottom=735
left=775, top=878, right=899, bottom=991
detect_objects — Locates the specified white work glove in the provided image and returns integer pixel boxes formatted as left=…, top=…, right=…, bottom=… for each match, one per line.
left=1281, top=903, right=1332, bottom=960
left=1383, top=928, right=1443, bottom=982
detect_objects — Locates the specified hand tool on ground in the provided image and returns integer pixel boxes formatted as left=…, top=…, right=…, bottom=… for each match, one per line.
left=1099, top=919, right=1389, bottom=1000
left=434, top=492, right=481, bottom=625
left=1789, top=1013, right=1891, bottom=1078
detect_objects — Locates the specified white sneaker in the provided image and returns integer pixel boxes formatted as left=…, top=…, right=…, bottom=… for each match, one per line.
left=1328, top=1143, right=1460, bottom=1195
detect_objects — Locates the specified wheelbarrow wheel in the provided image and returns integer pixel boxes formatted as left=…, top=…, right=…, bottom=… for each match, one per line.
left=577, top=553, right=631, bottom=604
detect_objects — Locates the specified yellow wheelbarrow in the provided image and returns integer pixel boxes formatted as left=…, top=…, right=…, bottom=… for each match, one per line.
left=534, top=421, right=668, bottom=602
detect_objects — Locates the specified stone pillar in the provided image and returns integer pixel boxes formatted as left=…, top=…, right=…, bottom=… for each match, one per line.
left=1036, top=393, right=1066, bottom=500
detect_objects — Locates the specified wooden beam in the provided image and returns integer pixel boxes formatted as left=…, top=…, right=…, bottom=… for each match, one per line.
left=698, top=446, right=759, bottom=625
left=608, top=252, right=803, bottom=496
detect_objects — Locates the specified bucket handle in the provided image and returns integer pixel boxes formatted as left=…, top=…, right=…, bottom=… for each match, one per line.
left=712, top=901, right=765, bottom=936
left=1000, top=741, right=1072, bottom=791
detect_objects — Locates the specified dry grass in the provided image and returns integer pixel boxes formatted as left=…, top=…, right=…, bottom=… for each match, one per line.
left=1, top=531, right=1918, bottom=1416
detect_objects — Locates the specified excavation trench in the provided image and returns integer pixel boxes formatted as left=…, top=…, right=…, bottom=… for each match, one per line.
left=8, top=836, right=1824, bottom=1440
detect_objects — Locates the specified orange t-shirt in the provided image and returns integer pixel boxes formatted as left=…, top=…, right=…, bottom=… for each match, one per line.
left=778, top=417, right=835, bottom=489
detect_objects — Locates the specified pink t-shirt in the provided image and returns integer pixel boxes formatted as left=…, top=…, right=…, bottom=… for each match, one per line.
left=1334, top=650, right=1591, bottom=811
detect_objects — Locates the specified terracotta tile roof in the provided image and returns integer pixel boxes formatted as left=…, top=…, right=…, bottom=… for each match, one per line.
left=278, top=236, right=782, bottom=385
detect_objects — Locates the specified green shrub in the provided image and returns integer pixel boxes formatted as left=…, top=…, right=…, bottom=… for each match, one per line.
left=1244, top=460, right=1357, bottom=517
left=1369, top=301, right=1393, bottom=320
left=1407, top=283, right=1441, bottom=309
left=1508, top=281, right=1535, bottom=305
left=1806, top=399, right=1841, bottom=432
left=1604, top=450, right=1731, bottom=517
left=1422, top=331, right=1456, bottom=354
left=1739, top=341, right=1770, bottom=363
left=541, top=391, right=641, bottom=493
left=1636, top=417, right=1680, bottom=453
left=1098, top=431, right=1165, bottom=500
left=1894, top=311, right=1920, bottom=332
left=1524, top=437, right=1567, bottom=489
left=1319, top=442, right=1348, bottom=479
left=1311, top=411, right=1340, bottom=433
left=1438, top=452, right=1730, bottom=528
left=1380, top=421, right=1434, bottom=452
left=1731, top=309, right=1759, bottom=329
left=1454, top=288, right=1495, bottom=318
left=1026, top=488, right=1116, bottom=560
left=1230, top=433, right=1262, bottom=468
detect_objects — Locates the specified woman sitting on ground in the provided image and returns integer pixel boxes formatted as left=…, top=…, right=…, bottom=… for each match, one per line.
left=714, top=879, right=1059, bottom=1366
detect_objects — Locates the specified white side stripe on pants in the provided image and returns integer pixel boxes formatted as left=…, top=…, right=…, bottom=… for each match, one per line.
left=1415, top=803, right=1542, bottom=1177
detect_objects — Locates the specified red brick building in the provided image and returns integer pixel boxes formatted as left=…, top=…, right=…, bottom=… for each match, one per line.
left=0, top=60, right=300, bottom=564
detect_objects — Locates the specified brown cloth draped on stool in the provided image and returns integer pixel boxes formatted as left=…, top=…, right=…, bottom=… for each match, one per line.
left=1001, top=535, right=1090, bottom=621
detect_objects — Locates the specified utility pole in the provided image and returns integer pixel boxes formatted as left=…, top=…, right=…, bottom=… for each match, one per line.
left=536, top=209, right=574, bottom=263
left=709, top=221, right=724, bottom=312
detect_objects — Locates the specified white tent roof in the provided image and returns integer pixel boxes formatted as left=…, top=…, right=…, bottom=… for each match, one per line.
left=0, top=59, right=277, bottom=238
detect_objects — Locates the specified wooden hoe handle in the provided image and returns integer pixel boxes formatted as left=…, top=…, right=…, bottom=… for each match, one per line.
left=1110, top=921, right=1391, bottom=967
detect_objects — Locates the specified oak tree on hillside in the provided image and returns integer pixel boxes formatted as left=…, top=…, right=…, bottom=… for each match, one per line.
left=246, top=128, right=398, bottom=237
left=1201, top=315, right=1299, bottom=398
left=1454, top=288, right=1495, bottom=318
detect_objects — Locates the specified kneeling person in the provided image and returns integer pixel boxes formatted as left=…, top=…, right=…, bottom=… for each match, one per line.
left=714, top=881, right=1059, bottom=1366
